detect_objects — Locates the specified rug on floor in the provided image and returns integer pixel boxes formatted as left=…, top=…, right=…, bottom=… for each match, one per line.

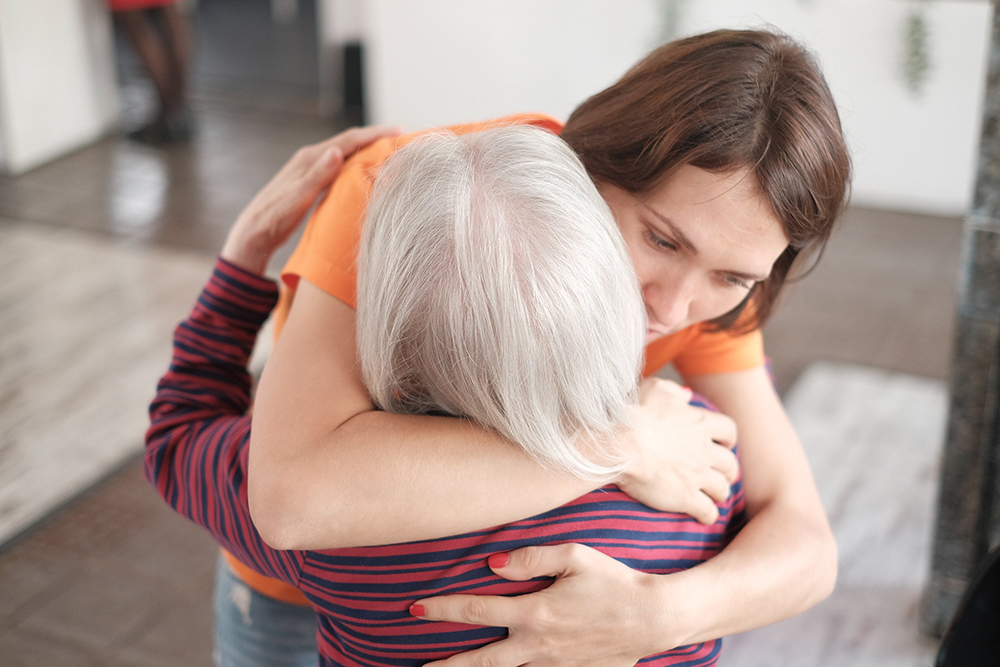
left=722, top=362, right=947, bottom=667
left=0, top=219, right=214, bottom=547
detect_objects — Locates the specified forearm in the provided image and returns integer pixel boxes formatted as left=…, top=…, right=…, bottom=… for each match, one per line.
left=248, top=277, right=599, bottom=550
left=251, top=409, right=595, bottom=550
left=645, top=497, right=836, bottom=649
left=145, top=259, right=302, bottom=586
left=644, top=366, right=837, bottom=647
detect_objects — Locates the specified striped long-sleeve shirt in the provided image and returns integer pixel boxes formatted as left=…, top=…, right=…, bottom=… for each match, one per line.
left=145, top=258, right=746, bottom=667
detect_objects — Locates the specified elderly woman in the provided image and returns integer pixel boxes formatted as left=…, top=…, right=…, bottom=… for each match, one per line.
left=147, top=126, right=741, bottom=665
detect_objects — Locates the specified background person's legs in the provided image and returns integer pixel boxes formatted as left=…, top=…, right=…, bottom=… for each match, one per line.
left=115, top=5, right=194, bottom=142
left=160, top=4, right=192, bottom=118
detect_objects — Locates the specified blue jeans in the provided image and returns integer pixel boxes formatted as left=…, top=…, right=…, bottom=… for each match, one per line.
left=213, top=556, right=319, bottom=667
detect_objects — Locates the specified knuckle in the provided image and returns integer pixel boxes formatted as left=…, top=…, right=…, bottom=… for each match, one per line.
left=691, top=503, right=710, bottom=524
left=471, top=652, right=501, bottom=667
left=562, top=542, right=589, bottom=565
left=461, top=597, right=492, bottom=625
left=522, top=600, right=550, bottom=628
left=519, top=545, right=545, bottom=571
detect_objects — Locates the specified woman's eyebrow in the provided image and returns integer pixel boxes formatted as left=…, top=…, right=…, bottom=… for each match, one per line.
left=640, top=202, right=699, bottom=254
left=642, top=202, right=770, bottom=282
left=727, top=268, right=771, bottom=283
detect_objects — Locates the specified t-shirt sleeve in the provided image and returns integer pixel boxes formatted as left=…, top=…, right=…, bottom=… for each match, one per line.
left=280, top=136, right=400, bottom=310
left=278, top=114, right=564, bottom=320
left=671, top=326, right=765, bottom=377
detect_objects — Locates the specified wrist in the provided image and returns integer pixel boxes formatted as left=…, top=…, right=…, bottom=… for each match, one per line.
left=638, top=569, right=700, bottom=654
left=221, top=219, right=272, bottom=275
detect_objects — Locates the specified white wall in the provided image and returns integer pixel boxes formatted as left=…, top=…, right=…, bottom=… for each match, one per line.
left=0, top=0, right=119, bottom=174
left=363, top=0, right=662, bottom=130
left=341, top=0, right=991, bottom=216
left=678, top=0, right=992, bottom=216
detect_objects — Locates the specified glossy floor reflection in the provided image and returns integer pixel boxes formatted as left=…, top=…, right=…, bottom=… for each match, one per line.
left=0, top=102, right=336, bottom=254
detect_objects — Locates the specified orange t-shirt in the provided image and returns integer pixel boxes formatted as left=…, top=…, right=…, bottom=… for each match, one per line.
left=224, top=113, right=765, bottom=605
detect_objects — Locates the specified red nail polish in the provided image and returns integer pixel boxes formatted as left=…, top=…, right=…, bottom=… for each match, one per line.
left=409, top=604, right=425, bottom=617
left=488, top=552, right=509, bottom=569
left=682, top=386, right=692, bottom=392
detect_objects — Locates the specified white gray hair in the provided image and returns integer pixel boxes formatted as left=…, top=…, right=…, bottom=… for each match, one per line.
left=356, top=126, right=645, bottom=480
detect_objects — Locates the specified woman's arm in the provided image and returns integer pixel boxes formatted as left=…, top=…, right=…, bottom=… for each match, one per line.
left=145, top=258, right=305, bottom=586
left=408, top=365, right=835, bottom=665
left=244, top=162, right=740, bottom=550
left=248, top=282, right=739, bottom=549
left=145, top=124, right=407, bottom=588
left=649, top=366, right=836, bottom=642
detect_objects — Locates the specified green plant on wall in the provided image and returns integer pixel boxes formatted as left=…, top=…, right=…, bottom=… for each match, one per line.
left=902, top=0, right=932, bottom=96
left=656, top=0, right=932, bottom=96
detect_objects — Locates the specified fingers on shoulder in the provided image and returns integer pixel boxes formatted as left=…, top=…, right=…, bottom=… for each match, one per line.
left=701, top=469, right=733, bottom=505
left=690, top=492, right=721, bottom=525
left=709, top=443, right=740, bottom=483
left=641, top=378, right=692, bottom=404
left=508, top=542, right=595, bottom=578
left=424, top=640, right=522, bottom=667
left=418, top=594, right=517, bottom=628
left=702, top=410, right=738, bottom=447
left=330, top=125, right=403, bottom=154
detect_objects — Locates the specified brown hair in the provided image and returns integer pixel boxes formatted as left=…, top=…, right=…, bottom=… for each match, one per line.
left=561, top=29, right=851, bottom=332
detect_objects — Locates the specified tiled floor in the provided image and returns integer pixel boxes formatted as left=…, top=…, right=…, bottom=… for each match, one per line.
left=0, top=456, right=218, bottom=666
left=0, top=1, right=969, bottom=662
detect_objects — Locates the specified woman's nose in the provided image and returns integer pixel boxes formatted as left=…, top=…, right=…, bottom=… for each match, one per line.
left=646, top=281, right=695, bottom=332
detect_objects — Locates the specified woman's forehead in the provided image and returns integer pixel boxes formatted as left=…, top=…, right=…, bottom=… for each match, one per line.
left=644, top=166, right=787, bottom=253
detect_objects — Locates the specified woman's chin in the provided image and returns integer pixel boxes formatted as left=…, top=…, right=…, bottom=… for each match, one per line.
left=645, top=329, right=667, bottom=344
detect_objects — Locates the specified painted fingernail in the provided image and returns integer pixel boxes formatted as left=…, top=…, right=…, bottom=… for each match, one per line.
left=488, top=553, right=509, bottom=569
left=681, top=386, right=692, bottom=392
left=409, top=604, right=425, bottom=617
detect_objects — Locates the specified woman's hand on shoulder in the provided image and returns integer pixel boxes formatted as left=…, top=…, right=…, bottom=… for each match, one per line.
left=412, top=543, right=681, bottom=667
left=221, top=125, right=402, bottom=274
left=615, top=378, right=739, bottom=524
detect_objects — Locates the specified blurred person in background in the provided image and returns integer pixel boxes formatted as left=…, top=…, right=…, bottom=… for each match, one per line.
left=109, top=0, right=193, bottom=143
left=157, top=28, right=849, bottom=667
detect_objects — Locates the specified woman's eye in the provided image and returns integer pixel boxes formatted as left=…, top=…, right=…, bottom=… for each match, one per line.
left=723, top=275, right=753, bottom=290
left=645, top=229, right=677, bottom=252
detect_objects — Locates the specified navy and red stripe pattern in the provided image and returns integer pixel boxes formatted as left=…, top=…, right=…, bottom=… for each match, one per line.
left=145, top=258, right=745, bottom=667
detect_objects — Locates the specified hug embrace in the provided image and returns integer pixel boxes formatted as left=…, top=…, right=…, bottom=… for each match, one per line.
left=146, top=28, right=850, bottom=667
